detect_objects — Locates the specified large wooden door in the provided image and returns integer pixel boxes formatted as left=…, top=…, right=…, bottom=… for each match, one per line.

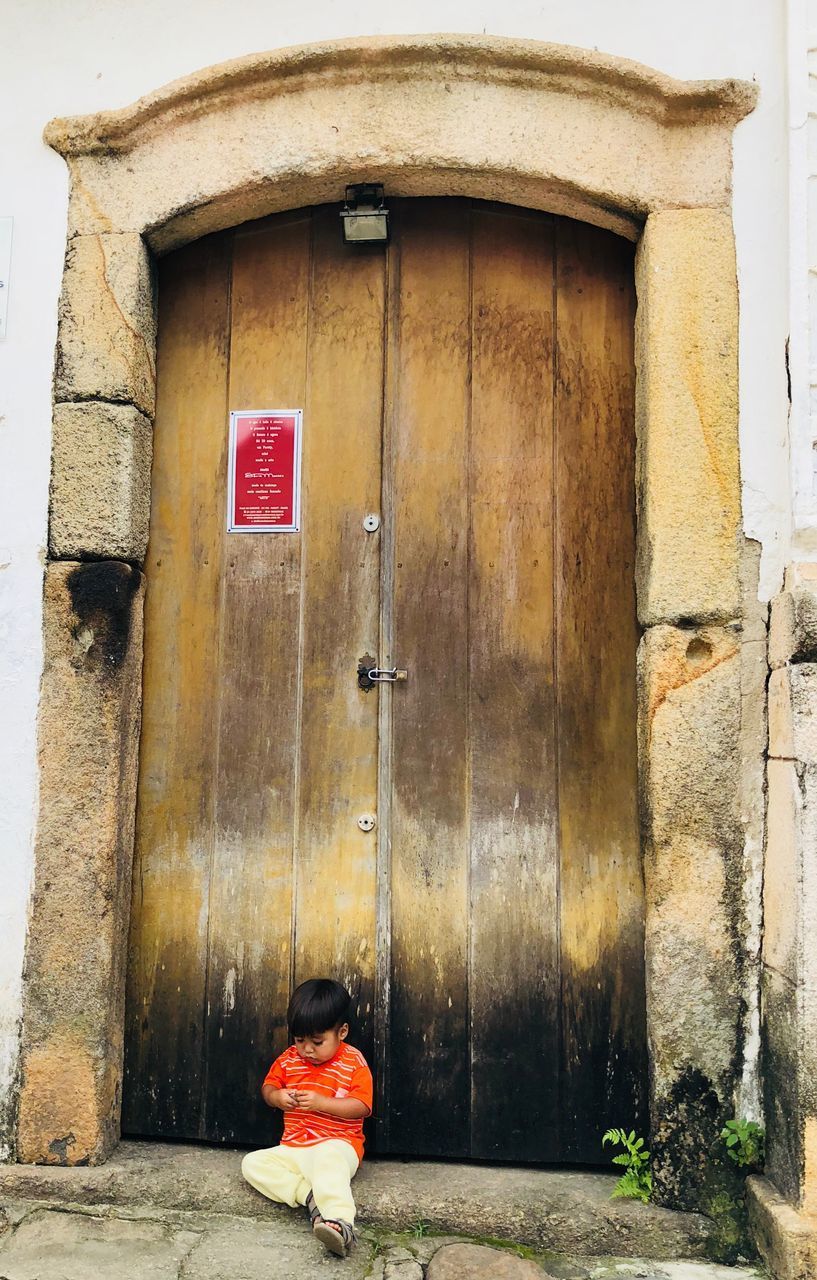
left=123, top=200, right=647, bottom=1162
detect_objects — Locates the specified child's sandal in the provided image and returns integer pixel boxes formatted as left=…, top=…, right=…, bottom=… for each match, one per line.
left=305, top=1192, right=323, bottom=1228
left=313, top=1218, right=356, bottom=1257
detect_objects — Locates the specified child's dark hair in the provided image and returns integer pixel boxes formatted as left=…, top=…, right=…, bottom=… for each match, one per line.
left=287, top=978, right=351, bottom=1038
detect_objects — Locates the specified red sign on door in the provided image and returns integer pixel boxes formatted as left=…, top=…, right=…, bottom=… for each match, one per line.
left=227, top=410, right=302, bottom=533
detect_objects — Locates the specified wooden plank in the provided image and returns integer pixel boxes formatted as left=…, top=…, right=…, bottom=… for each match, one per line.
left=554, top=218, right=647, bottom=1161
left=387, top=199, right=471, bottom=1156
left=123, top=233, right=232, bottom=1138
left=202, top=213, right=311, bottom=1144
left=373, top=231, right=401, bottom=1153
left=468, top=205, right=561, bottom=1160
left=292, top=208, right=385, bottom=1073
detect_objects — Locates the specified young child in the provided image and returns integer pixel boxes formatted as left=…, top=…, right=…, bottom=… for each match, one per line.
left=241, top=978, right=373, bottom=1258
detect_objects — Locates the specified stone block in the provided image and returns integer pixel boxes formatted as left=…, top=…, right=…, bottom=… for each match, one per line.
left=740, top=538, right=769, bottom=646
left=55, top=232, right=156, bottom=418
left=0, top=1212, right=201, bottom=1280
left=769, top=585, right=817, bottom=668
left=176, top=1217, right=375, bottom=1279
left=0, top=1141, right=717, bottom=1258
left=639, top=623, right=741, bottom=848
left=48, top=39, right=754, bottom=244
left=736, top=538, right=768, bottom=1121
left=638, top=623, right=744, bottom=1205
left=747, top=1176, right=817, bottom=1280
left=764, top=761, right=800, bottom=983
left=805, top=1117, right=817, bottom=1219
left=17, top=561, right=144, bottom=1164
left=635, top=210, right=741, bottom=626
left=426, top=1243, right=543, bottom=1280
left=763, top=756, right=817, bottom=1207
left=769, top=666, right=817, bottom=764
left=50, top=401, right=152, bottom=562
left=765, top=573, right=817, bottom=1217
left=762, top=963, right=802, bottom=1203
left=384, top=1256, right=424, bottom=1280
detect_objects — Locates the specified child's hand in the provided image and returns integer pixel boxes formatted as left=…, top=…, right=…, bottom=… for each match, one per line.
left=261, top=1084, right=299, bottom=1111
left=290, top=1090, right=322, bottom=1112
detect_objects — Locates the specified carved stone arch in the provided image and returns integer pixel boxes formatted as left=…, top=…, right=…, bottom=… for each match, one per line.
left=22, top=34, right=758, bottom=1207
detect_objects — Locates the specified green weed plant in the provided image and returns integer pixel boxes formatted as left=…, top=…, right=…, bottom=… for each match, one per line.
left=410, top=1218, right=432, bottom=1239
left=602, top=1127, right=653, bottom=1203
left=720, top=1118, right=764, bottom=1170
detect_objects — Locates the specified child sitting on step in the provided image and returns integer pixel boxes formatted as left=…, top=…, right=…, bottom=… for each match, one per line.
left=241, top=978, right=373, bottom=1258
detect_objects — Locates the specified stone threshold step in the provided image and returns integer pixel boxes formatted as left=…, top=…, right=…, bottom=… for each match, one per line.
left=0, top=1141, right=716, bottom=1260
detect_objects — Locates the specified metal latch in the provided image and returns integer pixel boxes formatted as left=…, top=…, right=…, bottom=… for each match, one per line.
left=358, top=656, right=407, bottom=691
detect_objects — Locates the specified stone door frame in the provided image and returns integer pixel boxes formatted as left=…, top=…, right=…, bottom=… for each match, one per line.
left=20, top=35, right=759, bottom=1202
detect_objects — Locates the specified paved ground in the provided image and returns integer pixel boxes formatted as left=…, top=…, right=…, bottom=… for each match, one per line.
left=0, top=1202, right=768, bottom=1280
left=0, top=1144, right=768, bottom=1279
left=0, top=1201, right=768, bottom=1280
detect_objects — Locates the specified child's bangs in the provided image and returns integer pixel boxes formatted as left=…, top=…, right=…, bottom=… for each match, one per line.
left=287, top=978, right=351, bottom=1037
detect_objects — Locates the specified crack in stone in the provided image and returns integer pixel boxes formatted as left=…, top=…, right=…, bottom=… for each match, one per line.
left=172, top=1225, right=208, bottom=1280
left=55, top=393, right=150, bottom=411
left=648, top=642, right=738, bottom=731
left=68, top=171, right=114, bottom=233
left=94, top=233, right=157, bottom=380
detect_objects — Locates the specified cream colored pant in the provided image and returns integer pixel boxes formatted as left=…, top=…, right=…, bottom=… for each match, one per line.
left=241, top=1140, right=360, bottom=1225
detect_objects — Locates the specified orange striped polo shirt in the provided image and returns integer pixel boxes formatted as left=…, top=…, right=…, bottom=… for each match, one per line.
left=264, top=1042, right=373, bottom=1161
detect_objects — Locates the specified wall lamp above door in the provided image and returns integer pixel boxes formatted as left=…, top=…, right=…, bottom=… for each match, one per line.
left=340, top=183, right=390, bottom=245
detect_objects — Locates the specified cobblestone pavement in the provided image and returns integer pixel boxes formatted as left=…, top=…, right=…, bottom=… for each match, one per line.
left=0, top=1200, right=767, bottom=1280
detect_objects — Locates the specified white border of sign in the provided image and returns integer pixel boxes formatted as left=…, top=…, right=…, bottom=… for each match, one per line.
left=227, top=409, right=303, bottom=534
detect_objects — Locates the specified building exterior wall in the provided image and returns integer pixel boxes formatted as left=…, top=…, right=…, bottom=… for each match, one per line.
left=743, top=11, right=817, bottom=1277
left=0, top=2, right=801, bottom=1251
left=787, top=0, right=817, bottom=554
left=14, top=39, right=754, bottom=1202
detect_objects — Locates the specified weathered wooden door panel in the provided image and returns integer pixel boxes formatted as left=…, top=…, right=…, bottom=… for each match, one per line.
left=291, top=206, right=385, bottom=1070
left=125, top=210, right=385, bottom=1145
left=553, top=219, right=646, bottom=1158
left=124, top=199, right=646, bottom=1160
left=467, top=205, right=561, bottom=1161
left=123, top=234, right=231, bottom=1139
left=201, top=213, right=312, bottom=1143
left=387, top=200, right=472, bottom=1157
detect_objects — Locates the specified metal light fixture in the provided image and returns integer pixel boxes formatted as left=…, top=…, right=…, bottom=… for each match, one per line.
left=340, top=183, right=390, bottom=245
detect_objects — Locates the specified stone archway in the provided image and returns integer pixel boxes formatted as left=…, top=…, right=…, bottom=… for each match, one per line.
left=20, top=35, right=758, bottom=1206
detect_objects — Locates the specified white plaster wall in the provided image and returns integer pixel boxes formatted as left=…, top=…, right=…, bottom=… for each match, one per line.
left=0, top=0, right=790, bottom=1156
left=787, top=0, right=817, bottom=555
